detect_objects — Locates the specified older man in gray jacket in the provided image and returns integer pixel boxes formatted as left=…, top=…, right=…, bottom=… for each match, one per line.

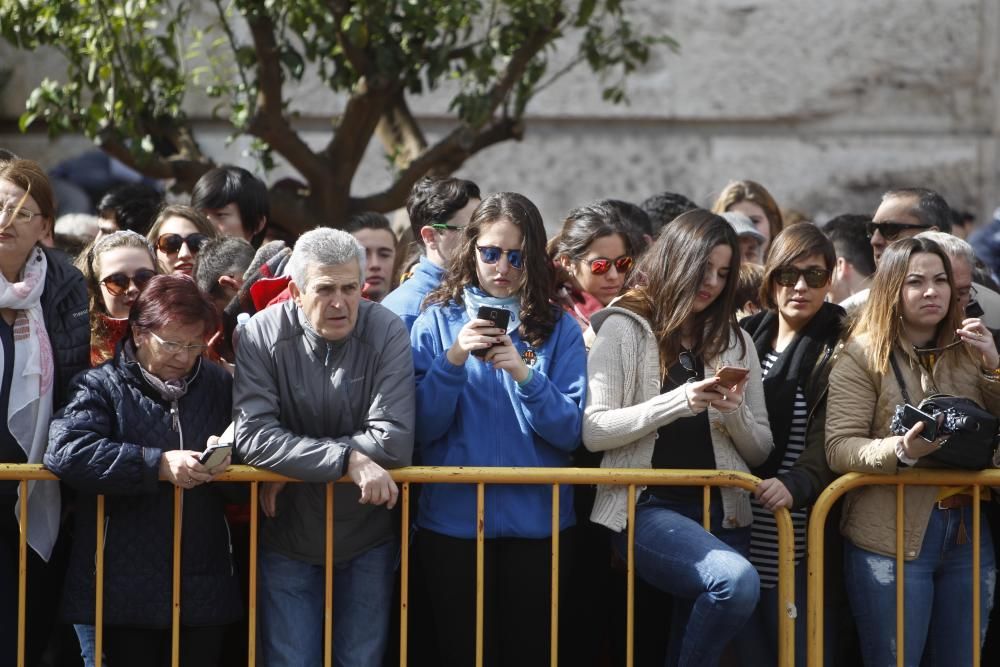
left=234, top=227, right=414, bottom=667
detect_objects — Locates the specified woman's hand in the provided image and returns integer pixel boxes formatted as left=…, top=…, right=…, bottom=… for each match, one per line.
left=900, top=421, right=945, bottom=460
left=446, top=318, right=505, bottom=366
left=159, top=450, right=213, bottom=489
left=684, top=377, right=724, bottom=414
left=755, top=477, right=793, bottom=511
left=711, top=375, right=749, bottom=413
left=957, top=318, right=999, bottom=370
left=484, top=335, right=530, bottom=383
left=203, top=435, right=232, bottom=477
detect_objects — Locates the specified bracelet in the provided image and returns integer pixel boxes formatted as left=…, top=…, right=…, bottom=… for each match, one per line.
left=982, top=365, right=1000, bottom=383
left=516, top=368, right=534, bottom=387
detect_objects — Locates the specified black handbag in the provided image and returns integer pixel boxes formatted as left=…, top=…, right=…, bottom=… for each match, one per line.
left=889, top=353, right=999, bottom=470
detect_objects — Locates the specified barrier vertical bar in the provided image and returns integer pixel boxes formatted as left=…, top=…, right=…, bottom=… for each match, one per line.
left=702, top=485, right=710, bottom=531
left=973, top=485, right=981, bottom=666
left=17, top=480, right=27, bottom=667
left=324, top=483, right=334, bottom=667
left=95, top=495, right=105, bottom=667
left=171, top=486, right=183, bottom=667
left=895, top=484, right=904, bottom=667
left=248, top=481, right=258, bottom=667
left=400, top=482, right=410, bottom=667
left=476, top=482, right=485, bottom=667
left=626, top=484, right=636, bottom=667
left=550, top=484, right=560, bottom=667
left=774, top=507, right=794, bottom=667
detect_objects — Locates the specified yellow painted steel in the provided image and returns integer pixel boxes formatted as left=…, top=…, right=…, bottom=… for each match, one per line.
left=17, top=480, right=27, bottom=667
left=550, top=483, right=560, bottom=667
left=702, top=485, right=710, bottom=531
left=0, top=464, right=797, bottom=667
left=806, top=469, right=1000, bottom=667
left=172, top=485, right=183, bottom=667
left=895, top=485, right=904, bottom=667
left=400, top=482, right=410, bottom=667
left=95, top=495, right=105, bottom=667
left=973, top=485, right=981, bottom=667
left=324, top=483, right=334, bottom=667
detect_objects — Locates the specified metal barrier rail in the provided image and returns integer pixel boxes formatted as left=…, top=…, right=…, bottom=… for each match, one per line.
left=1, top=463, right=796, bottom=667
left=806, top=469, right=1000, bottom=667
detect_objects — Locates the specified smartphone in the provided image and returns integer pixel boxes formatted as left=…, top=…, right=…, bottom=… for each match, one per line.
left=472, top=306, right=512, bottom=358
left=199, top=443, right=232, bottom=468
left=714, top=365, right=749, bottom=388
left=899, top=404, right=939, bottom=441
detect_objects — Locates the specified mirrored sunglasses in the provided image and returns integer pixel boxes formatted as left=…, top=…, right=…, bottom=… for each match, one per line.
left=587, top=255, right=633, bottom=275
left=100, top=268, right=157, bottom=296
left=774, top=267, right=831, bottom=288
left=156, top=233, right=209, bottom=255
left=476, top=245, right=524, bottom=270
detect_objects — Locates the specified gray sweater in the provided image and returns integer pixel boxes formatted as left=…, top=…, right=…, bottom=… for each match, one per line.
left=583, top=306, right=773, bottom=531
left=234, top=299, right=415, bottom=565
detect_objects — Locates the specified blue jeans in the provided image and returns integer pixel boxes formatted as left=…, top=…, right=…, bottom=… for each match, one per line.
left=610, top=494, right=759, bottom=667
left=73, top=624, right=98, bottom=667
left=259, top=540, right=397, bottom=667
left=844, top=504, right=996, bottom=667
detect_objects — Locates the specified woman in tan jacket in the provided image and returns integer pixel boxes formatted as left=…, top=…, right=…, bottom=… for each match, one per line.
left=826, top=236, right=1000, bottom=667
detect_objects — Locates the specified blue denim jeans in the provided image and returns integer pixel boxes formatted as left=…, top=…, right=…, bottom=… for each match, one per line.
left=73, top=624, right=98, bottom=667
left=610, top=494, right=759, bottom=667
left=844, top=504, right=996, bottom=667
left=259, top=540, right=397, bottom=667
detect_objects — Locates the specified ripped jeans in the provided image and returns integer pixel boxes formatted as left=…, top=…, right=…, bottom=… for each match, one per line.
left=844, top=504, right=995, bottom=667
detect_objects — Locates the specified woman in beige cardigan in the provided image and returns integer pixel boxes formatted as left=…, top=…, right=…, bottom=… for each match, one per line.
left=583, top=210, right=773, bottom=667
left=826, top=236, right=1000, bottom=667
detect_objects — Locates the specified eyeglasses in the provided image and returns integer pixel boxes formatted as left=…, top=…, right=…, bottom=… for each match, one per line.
left=476, top=245, right=524, bottom=270
left=0, top=206, right=41, bottom=224
left=155, top=233, right=209, bottom=255
left=585, top=255, right=634, bottom=276
left=430, top=223, right=463, bottom=232
left=678, top=350, right=698, bottom=381
left=865, top=221, right=930, bottom=241
left=148, top=330, right=208, bottom=356
left=100, top=268, right=156, bottom=296
left=773, top=266, right=831, bottom=288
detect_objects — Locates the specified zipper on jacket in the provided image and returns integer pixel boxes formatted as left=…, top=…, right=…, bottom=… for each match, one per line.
left=170, top=400, right=185, bottom=450
left=222, top=515, right=235, bottom=576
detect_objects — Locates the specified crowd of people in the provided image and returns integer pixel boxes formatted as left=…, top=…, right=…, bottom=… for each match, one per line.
left=2, top=144, right=1000, bottom=667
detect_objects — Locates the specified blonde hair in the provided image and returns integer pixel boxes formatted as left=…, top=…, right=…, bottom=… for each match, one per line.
left=712, top=180, right=784, bottom=242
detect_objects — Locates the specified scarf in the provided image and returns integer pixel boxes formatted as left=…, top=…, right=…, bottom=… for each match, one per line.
left=742, top=301, right=844, bottom=479
left=0, top=247, right=58, bottom=560
left=463, top=286, right=521, bottom=334
left=91, top=314, right=130, bottom=366
left=554, top=283, right=605, bottom=331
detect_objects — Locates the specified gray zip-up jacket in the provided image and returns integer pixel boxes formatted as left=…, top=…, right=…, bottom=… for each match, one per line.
left=234, top=299, right=415, bottom=565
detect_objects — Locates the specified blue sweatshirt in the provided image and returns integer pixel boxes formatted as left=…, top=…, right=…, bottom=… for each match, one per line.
left=381, top=256, right=446, bottom=332
left=411, top=301, right=587, bottom=539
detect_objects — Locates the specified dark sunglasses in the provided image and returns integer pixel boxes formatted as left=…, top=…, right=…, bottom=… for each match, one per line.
left=774, top=266, right=831, bottom=288
left=476, top=245, right=524, bottom=270
left=155, top=233, right=209, bottom=255
left=865, top=221, right=930, bottom=241
left=100, top=268, right=156, bottom=296
left=586, top=255, right=634, bottom=275
left=678, top=350, right=699, bottom=381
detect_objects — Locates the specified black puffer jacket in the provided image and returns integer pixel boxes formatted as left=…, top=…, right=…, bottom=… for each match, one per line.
left=45, top=344, right=242, bottom=627
left=40, top=246, right=89, bottom=407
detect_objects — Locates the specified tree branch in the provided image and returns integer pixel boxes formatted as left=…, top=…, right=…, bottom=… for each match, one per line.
left=244, top=8, right=329, bottom=185
left=97, top=133, right=213, bottom=192
left=325, top=0, right=373, bottom=76
left=374, top=89, right=428, bottom=170
left=478, top=16, right=561, bottom=126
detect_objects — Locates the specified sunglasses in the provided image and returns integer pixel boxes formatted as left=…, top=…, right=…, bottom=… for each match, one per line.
left=585, top=255, right=634, bottom=275
left=100, top=268, right=157, bottom=296
left=865, top=221, right=930, bottom=241
left=476, top=245, right=524, bottom=270
left=430, top=223, right=463, bottom=232
left=678, top=350, right=699, bottom=381
left=774, top=266, right=831, bottom=288
left=155, top=233, right=209, bottom=255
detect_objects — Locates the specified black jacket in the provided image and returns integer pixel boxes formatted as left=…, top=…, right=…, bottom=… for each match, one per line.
left=40, top=246, right=89, bottom=407
left=45, top=347, right=242, bottom=627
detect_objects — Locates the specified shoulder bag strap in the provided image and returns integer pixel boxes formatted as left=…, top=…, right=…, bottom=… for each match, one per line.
left=888, top=351, right=913, bottom=405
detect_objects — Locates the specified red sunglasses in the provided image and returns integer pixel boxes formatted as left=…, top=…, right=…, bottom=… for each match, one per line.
left=585, top=255, right=634, bottom=275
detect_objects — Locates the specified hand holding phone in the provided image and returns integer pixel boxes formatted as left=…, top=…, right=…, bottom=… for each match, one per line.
left=899, top=404, right=939, bottom=442
left=199, top=422, right=235, bottom=468
left=714, top=365, right=749, bottom=389
left=471, top=306, right=512, bottom=358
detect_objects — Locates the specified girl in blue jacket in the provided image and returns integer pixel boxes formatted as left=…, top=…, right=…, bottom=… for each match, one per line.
left=411, top=191, right=587, bottom=666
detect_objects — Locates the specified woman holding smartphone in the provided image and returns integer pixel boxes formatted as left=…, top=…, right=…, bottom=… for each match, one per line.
left=583, top=210, right=773, bottom=667
left=410, top=192, right=587, bottom=666
left=826, top=236, right=1000, bottom=666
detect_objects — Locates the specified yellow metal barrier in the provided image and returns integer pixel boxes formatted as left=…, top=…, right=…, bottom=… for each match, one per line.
left=1, top=463, right=796, bottom=667
left=807, top=469, right=1000, bottom=667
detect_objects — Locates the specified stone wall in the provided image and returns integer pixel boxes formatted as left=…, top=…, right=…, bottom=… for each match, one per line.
left=2, top=0, right=998, bottom=228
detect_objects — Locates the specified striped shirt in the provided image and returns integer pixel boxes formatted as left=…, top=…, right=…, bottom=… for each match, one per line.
left=750, top=350, right=809, bottom=588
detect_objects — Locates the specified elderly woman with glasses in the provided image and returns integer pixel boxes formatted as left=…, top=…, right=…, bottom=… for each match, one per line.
left=146, top=204, right=217, bottom=276
left=826, top=236, right=1000, bottom=666
left=736, top=223, right=845, bottom=666
left=46, top=275, right=241, bottom=667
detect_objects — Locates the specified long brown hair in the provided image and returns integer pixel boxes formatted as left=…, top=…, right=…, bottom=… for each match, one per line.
left=851, top=237, right=965, bottom=374
left=712, top=179, right=784, bottom=242
left=425, top=192, right=558, bottom=347
left=616, top=209, right=744, bottom=379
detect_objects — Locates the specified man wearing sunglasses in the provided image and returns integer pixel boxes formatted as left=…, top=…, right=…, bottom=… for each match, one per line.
left=381, top=176, right=481, bottom=331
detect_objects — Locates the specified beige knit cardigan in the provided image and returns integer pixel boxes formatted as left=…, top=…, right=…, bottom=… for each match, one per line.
left=583, top=306, right=774, bottom=532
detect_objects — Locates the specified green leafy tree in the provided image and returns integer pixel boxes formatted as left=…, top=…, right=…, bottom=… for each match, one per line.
left=1, top=0, right=672, bottom=232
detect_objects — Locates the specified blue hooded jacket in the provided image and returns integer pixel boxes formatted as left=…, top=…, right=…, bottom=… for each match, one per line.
left=411, top=300, right=587, bottom=539
left=382, top=256, right=446, bottom=332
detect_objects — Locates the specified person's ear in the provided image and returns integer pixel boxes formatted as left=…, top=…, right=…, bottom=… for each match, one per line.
left=218, top=275, right=241, bottom=293
left=419, top=226, right=437, bottom=250
left=557, top=255, right=574, bottom=273
left=288, top=280, right=302, bottom=305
